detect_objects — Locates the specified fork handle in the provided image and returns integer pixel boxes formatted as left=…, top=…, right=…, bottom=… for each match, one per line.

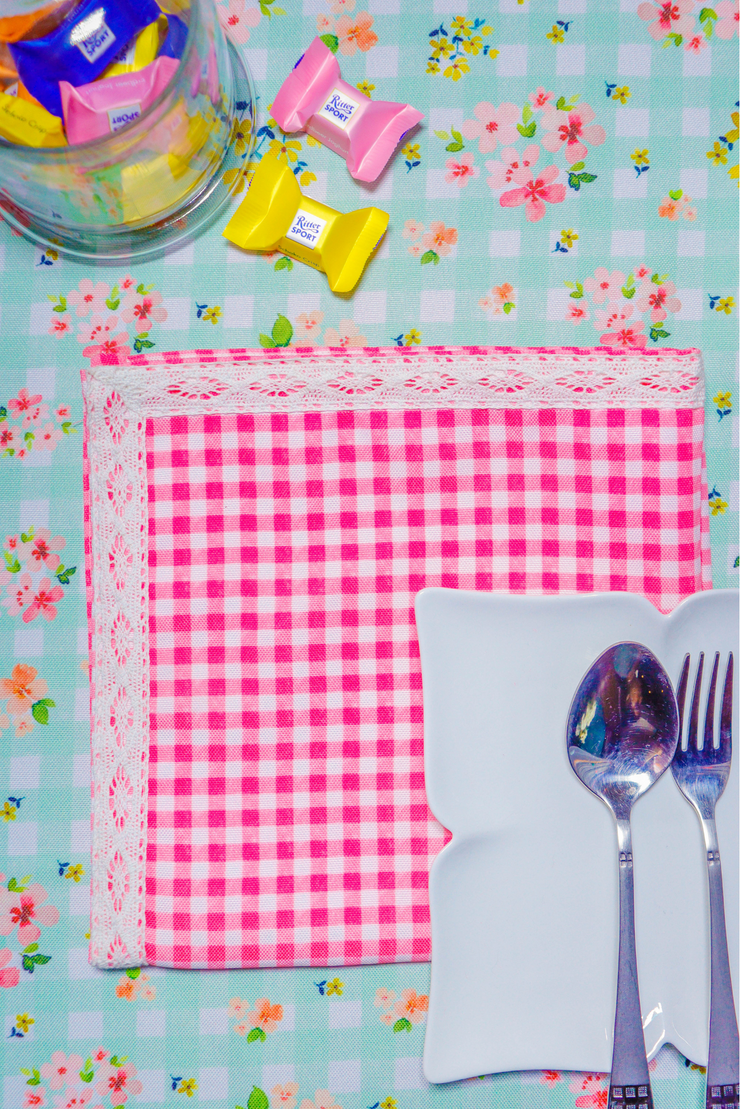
left=703, top=819, right=740, bottom=1109
left=610, top=818, right=653, bottom=1109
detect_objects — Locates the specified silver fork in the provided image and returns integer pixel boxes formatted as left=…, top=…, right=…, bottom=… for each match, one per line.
left=672, top=652, right=739, bottom=1109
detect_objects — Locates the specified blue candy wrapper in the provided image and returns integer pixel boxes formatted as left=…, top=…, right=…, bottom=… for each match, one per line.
left=159, top=14, right=188, bottom=60
left=10, top=0, right=162, bottom=118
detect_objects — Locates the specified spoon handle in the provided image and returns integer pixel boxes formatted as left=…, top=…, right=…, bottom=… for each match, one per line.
left=609, top=818, right=653, bottom=1109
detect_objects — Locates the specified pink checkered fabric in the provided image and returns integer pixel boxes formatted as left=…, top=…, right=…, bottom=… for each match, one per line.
left=145, top=406, right=708, bottom=967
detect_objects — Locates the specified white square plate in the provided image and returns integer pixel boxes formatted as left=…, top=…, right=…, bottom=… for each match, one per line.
left=415, top=589, right=739, bottom=1082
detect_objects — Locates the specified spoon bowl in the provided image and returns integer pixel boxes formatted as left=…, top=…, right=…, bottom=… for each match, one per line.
left=566, top=640, right=679, bottom=1109
left=567, top=640, right=679, bottom=818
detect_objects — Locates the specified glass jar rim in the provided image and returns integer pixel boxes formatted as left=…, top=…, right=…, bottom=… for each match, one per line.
left=0, top=0, right=201, bottom=161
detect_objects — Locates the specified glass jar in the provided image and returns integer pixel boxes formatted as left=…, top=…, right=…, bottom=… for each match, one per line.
left=0, top=0, right=255, bottom=258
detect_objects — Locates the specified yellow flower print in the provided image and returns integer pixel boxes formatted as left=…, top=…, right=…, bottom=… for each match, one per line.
left=326, top=978, right=344, bottom=996
left=443, top=57, right=470, bottom=80
left=707, top=141, right=728, bottom=166
left=547, top=24, right=565, bottom=43
left=380, top=1100, right=398, bottom=1109
left=402, top=142, right=421, bottom=161
left=709, top=495, right=728, bottom=516
left=404, top=329, right=422, bottom=346
left=560, top=229, right=578, bottom=248
left=356, top=80, right=375, bottom=98
left=714, top=392, right=732, bottom=409
left=430, top=37, right=454, bottom=60
left=729, top=163, right=739, bottom=183
left=65, top=863, right=85, bottom=883
left=178, top=1079, right=198, bottom=1097
left=631, top=149, right=649, bottom=166
left=1, top=801, right=16, bottom=822
left=426, top=60, right=440, bottom=73
left=268, top=137, right=302, bottom=163
left=450, top=15, right=473, bottom=35
left=716, top=297, right=735, bottom=315
left=203, top=307, right=223, bottom=324
left=613, top=86, right=631, bottom=104
left=15, top=1013, right=34, bottom=1033
left=306, top=134, right=322, bottom=147
left=462, top=35, right=483, bottom=54
left=231, top=116, right=252, bottom=157
left=726, top=111, right=739, bottom=145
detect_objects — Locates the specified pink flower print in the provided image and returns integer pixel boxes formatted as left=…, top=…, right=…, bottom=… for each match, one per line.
left=217, top=0, right=261, bottom=45
left=541, top=1071, right=562, bottom=1086
left=684, top=32, right=707, bottom=51
left=421, top=221, right=458, bottom=255
left=500, top=163, right=566, bottom=221
left=0, top=663, right=47, bottom=716
left=91, top=1048, right=108, bottom=1065
left=245, top=998, right=284, bottom=1033
left=25, top=528, right=65, bottom=570
left=594, top=304, right=634, bottom=331
left=331, top=0, right=354, bottom=11
left=49, top=317, right=72, bottom=337
left=3, top=572, right=33, bottom=617
left=379, top=1011, right=394, bottom=1025
left=21, top=403, right=49, bottom=430
left=120, top=290, right=167, bottom=334
left=119, top=274, right=136, bottom=292
left=393, top=987, right=429, bottom=1024
left=25, top=1091, right=45, bottom=1107
left=633, top=263, right=652, bottom=281
left=0, top=712, right=9, bottom=734
left=316, top=13, right=333, bottom=32
left=407, top=242, right=424, bottom=258
left=334, top=11, right=377, bottom=54
left=658, top=196, right=682, bottom=219
left=402, top=218, right=424, bottom=240
left=0, top=946, right=19, bottom=988
left=15, top=715, right=34, bottom=737
left=460, top=101, right=520, bottom=154
left=444, top=153, right=479, bottom=186
left=299, top=1093, right=342, bottom=1109
left=40, top=1053, right=84, bottom=1091
left=637, top=0, right=695, bottom=41
left=37, top=423, right=64, bottom=452
left=95, top=1062, right=143, bottom=1104
left=540, top=102, right=606, bottom=166
left=8, top=388, right=42, bottom=418
left=583, top=267, right=625, bottom=305
left=55, top=405, right=71, bottom=421
left=53, top=1091, right=92, bottom=1109
left=67, top=279, right=111, bottom=318
left=294, top=311, right=325, bottom=346
left=77, top=314, right=119, bottom=347
left=599, top=321, right=648, bottom=349
left=635, top=280, right=681, bottom=322
left=567, top=301, right=590, bottom=323
left=83, top=333, right=131, bottom=366
left=323, top=320, right=368, bottom=348
left=0, top=425, right=19, bottom=452
left=374, top=987, right=395, bottom=1007
left=229, top=997, right=250, bottom=1018
left=529, top=86, right=554, bottom=110
left=271, top=1083, right=299, bottom=1109
left=486, top=145, right=539, bottom=189
left=715, top=0, right=739, bottom=37
left=23, top=578, right=64, bottom=623
left=0, top=883, right=60, bottom=945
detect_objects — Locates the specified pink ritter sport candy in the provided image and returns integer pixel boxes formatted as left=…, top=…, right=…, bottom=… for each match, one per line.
left=271, top=37, right=423, bottom=183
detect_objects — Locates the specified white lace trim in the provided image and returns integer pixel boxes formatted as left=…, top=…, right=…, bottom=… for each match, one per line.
left=99, top=345, right=704, bottom=411
left=83, top=346, right=705, bottom=967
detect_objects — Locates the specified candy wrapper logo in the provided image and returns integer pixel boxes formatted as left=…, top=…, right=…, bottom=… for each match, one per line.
left=107, top=103, right=141, bottom=132
left=75, top=18, right=116, bottom=63
left=318, top=88, right=360, bottom=129
left=285, top=210, right=328, bottom=248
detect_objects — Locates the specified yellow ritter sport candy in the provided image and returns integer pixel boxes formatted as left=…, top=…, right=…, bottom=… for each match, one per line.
left=222, top=154, right=388, bottom=294
left=0, top=91, right=65, bottom=147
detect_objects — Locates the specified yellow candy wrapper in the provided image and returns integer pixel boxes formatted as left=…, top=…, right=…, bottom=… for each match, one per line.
left=0, top=90, right=66, bottom=147
left=222, top=154, right=388, bottom=294
left=102, top=18, right=164, bottom=78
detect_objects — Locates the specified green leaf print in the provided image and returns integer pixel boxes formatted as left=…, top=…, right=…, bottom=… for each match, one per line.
left=319, top=33, right=339, bottom=52
left=272, top=314, right=294, bottom=347
left=247, top=1087, right=270, bottom=1109
left=420, top=250, right=439, bottom=265
left=246, top=1027, right=267, bottom=1043
left=393, top=1017, right=412, bottom=1033
left=31, top=699, right=55, bottom=725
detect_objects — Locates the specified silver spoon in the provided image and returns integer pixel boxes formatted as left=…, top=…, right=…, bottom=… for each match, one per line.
left=567, top=642, right=679, bottom=1109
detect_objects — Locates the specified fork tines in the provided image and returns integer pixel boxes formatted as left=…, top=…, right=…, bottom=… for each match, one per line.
left=675, top=651, right=734, bottom=761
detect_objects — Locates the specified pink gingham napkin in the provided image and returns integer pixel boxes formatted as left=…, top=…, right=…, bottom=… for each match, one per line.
left=82, top=345, right=710, bottom=969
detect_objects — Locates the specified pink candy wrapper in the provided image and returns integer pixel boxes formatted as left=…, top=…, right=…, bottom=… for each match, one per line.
left=272, top=37, right=423, bottom=182
left=60, top=55, right=179, bottom=145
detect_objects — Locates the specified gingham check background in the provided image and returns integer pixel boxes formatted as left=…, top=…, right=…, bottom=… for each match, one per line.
left=145, top=405, right=709, bottom=968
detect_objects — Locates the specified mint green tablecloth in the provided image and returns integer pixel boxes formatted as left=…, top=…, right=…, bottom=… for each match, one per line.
left=0, top=2, right=737, bottom=1107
